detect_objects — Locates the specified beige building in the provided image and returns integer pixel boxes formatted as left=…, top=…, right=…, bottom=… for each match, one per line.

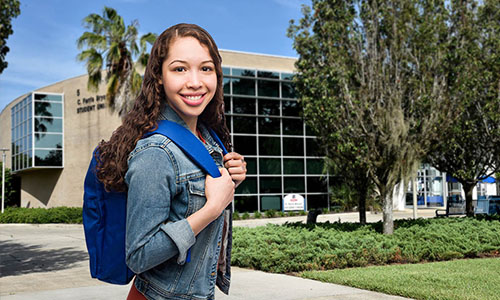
left=1, top=50, right=334, bottom=212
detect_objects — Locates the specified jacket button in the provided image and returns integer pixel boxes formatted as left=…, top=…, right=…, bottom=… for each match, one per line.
left=211, top=272, right=216, bottom=276
left=217, top=242, right=221, bottom=247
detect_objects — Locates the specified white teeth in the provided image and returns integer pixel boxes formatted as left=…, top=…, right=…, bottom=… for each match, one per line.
left=185, top=95, right=202, bottom=100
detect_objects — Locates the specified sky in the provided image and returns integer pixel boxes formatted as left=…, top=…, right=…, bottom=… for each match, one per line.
left=0, top=0, right=311, bottom=113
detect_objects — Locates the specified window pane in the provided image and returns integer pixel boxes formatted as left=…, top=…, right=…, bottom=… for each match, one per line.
left=284, top=177, right=305, bottom=193
left=261, top=196, right=282, bottom=211
left=260, top=177, right=281, bottom=193
left=259, top=137, right=280, bottom=156
left=307, top=177, right=328, bottom=192
left=223, top=78, right=230, bottom=94
left=34, top=94, right=62, bottom=102
left=35, top=149, right=62, bottom=166
left=34, top=133, right=63, bottom=149
left=283, top=138, right=303, bottom=156
left=259, top=158, right=281, bottom=174
left=236, top=177, right=257, bottom=194
left=282, top=100, right=300, bottom=116
left=258, top=99, right=280, bottom=116
left=222, top=67, right=230, bottom=75
left=307, top=159, right=324, bottom=174
left=258, top=117, right=280, bottom=135
left=284, top=158, right=304, bottom=174
left=232, top=69, right=255, bottom=77
left=232, top=78, right=255, bottom=96
left=282, top=82, right=297, bottom=98
left=234, top=195, right=258, bottom=213
left=283, top=118, right=303, bottom=135
left=233, top=135, right=256, bottom=155
left=258, top=80, right=279, bottom=98
left=35, top=117, right=62, bottom=133
left=257, top=71, right=279, bottom=79
left=306, top=138, right=323, bottom=156
left=224, top=96, right=231, bottom=113
left=245, top=157, right=257, bottom=174
left=307, top=194, right=328, bottom=209
left=306, top=124, right=318, bottom=136
left=233, top=116, right=255, bottom=133
left=281, top=73, right=294, bottom=80
left=233, top=97, right=255, bottom=114
left=35, top=102, right=63, bottom=118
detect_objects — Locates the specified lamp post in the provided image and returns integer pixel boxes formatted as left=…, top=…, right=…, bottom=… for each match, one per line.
left=1, top=148, right=9, bottom=214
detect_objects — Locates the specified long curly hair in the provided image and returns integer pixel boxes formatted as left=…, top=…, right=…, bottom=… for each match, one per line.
left=96, top=23, right=231, bottom=192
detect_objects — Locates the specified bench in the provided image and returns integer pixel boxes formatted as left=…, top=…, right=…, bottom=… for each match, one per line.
left=435, top=195, right=465, bottom=217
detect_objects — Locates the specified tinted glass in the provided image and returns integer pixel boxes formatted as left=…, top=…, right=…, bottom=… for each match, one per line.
left=284, top=177, right=305, bottom=193
left=233, top=116, right=255, bottom=133
left=34, top=94, right=62, bottom=102
left=306, top=124, right=318, bottom=136
left=257, top=71, right=279, bottom=79
left=224, top=96, right=231, bottom=113
left=245, top=157, right=257, bottom=174
left=282, top=82, right=297, bottom=98
left=260, top=177, right=281, bottom=193
left=35, top=102, right=62, bottom=117
left=223, top=78, right=230, bottom=94
left=259, top=137, right=280, bottom=156
left=284, top=158, right=304, bottom=174
left=307, top=159, right=324, bottom=174
left=281, top=73, right=294, bottom=80
left=222, top=67, right=230, bottom=75
left=307, top=194, right=328, bottom=209
left=258, top=80, right=279, bottom=97
left=258, top=99, right=280, bottom=116
left=233, top=135, right=256, bottom=155
left=35, top=133, right=62, bottom=149
left=307, top=176, right=328, bottom=192
left=234, top=195, right=258, bottom=213
left=261, top=196, right=282, bottom=211
left=233, top=97, right=255, bottom=114
left=306, top=138, right=323, bottom=156
left=258, top=117, right=280, bottom=135
left=232, top=69, right=255, bottom=77
left=232, top=78, right=255, bottom=96
left=282, top=100, right=301, bottom=116
left=283, top=138, right=303, bottom=156
left=236, top=177, right=257, bottom=194
left=35, top=118, right=63, bottom=133
left=35, top=149, right=62, bottom=166
left=259, top=158, right=281, bottom=174
left=282, top=118, right=303, bottom=135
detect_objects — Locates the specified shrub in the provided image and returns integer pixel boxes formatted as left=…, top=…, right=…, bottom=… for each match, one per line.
left=0, top=207, right=83, bottom=224
left=254, top=211, right=262, bottom=219
left=299, top=210, right=307, bottom=216
left=264, top=210, right=277, bottom=218
left=233, top=211, right=241, bottom=220
left=278, top=211, right=286, bottom=217
left=287, top=211, right=297, bottom=217
left=241, top=212, right=250, bottom=220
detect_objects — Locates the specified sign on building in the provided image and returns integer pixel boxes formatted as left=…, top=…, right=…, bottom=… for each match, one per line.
left=283, top=194, right=305, bottom=211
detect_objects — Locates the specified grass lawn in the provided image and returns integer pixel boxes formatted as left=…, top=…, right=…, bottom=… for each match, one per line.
left=301, top=258, right=500, bottom=300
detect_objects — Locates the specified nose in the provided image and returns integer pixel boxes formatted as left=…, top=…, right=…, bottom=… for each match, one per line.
left=186, top=70, right=202, bottom=89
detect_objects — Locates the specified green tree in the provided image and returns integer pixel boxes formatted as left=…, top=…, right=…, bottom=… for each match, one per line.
left=0, top=0, right=20, bottom=74
left=77, top=6, right=156, bottom=116
left=288, top=0, right=451, bottom=234
left=0, top=162, right=20, bottom=207
left=426, top=0, right=500, bottom=216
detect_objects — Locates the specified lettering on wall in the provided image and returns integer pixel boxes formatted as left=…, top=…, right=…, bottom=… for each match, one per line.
left=76, top=92, right=107, bottom=114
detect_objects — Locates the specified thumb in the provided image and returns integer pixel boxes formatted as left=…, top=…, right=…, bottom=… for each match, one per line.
left=219, top=167, right=229, bottom=176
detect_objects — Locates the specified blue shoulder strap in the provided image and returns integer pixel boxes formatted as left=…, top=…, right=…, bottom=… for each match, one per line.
left=143, top=120, right=227, bottom=178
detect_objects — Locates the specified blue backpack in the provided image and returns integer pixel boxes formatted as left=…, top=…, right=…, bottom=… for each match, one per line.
left=83, top=120, right=228, bottom=285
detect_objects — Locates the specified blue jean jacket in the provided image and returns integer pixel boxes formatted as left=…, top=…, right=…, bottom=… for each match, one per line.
left=125, top=105, right=232, bottom=300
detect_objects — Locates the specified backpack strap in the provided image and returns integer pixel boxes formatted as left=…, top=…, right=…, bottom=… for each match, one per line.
left=208, top=128, right=228, bottom=155
left=143, top=120, right=223, bottom=178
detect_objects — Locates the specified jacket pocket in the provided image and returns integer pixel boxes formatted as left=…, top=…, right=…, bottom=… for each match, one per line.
left=186, top=176, right=206, bottom=216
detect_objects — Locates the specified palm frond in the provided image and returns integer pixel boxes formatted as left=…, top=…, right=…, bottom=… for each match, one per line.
left=106, top=73, right=119, bottom=111
left=87, top=71, right=102, bottom=92
left=77, top=32, right=107, bottom=50
left=139, top=33, right=157, bottom=53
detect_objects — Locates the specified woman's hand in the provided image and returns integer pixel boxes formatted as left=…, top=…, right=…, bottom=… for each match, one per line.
left=204, top=168, right=235, bottom=217
left=223, top=152, right=247, bottom=188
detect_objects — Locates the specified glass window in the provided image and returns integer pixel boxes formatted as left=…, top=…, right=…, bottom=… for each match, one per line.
left=281, top=73, right=294, bottom=80
left=258, top=80, right=279, bottom=98
left=236, top=177, right=257, bottom=194
left=233, top=97, right=255, bottom=114
left=35, top=149, right=62, bottom=167
left=233, top=135, right=256, bottom=155
left=34, top=94, right=62, bottom=102
left=234, top=195, right=258, bottom=213
left=34, top=133, right=63, bottom=149
left=259, top=158, right=281, bottom=174
left=258, top=99, right=280, bottom=116
left=259, top=137, right=280, bottom=156
left=35, top=118, right=63, bottom=133
left=282, top=118, right=303, bottom=135
left=258, top=117, right=280, bottom=135
left=282, top=100, right=301, bottom=116
left=284, top=177, right=305, bottom=193
left=307, top=177, right=328, bottom=192
left=224, top=96, right=231, bottom=113
left=257, top=71, right=279, bottom=79
left=261, top=196, right=282, bottom=211
left=233, top=116, right=256, bottom=133
left=282, top=82, right=297, bottom=99
left=232, top=78, right=255, bottom=96
left=35, top=102, right=63, bottom=118
left=306, top=124, right=318, bottom=136
left=284, top=158, right=304, bottom=174
left=260, top=177, right=281, bottom=193
left=232, top=68, right=255, bottom=77
left=307, top=159, right=324, bottom=174
left=306, top=138, right=323, bottom=156
left=223, top=78, right=230, bottom=94
left=222, top=67, right=230, bottom=75
left=245, top=157, right=257, bottom=174
left=283, top=138, right=303, bottom=156
left=307, top=194, right=328, bottom=209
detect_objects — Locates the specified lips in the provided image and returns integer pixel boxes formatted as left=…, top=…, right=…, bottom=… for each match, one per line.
left=180, top=93, right=206, bottom=106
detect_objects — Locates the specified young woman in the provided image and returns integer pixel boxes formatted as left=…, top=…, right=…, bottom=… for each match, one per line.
left=95, top=24, right=246, bottom=300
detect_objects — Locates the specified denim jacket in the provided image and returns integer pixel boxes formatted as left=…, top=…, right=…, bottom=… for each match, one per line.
left=125, top=105, right=232, bottom=300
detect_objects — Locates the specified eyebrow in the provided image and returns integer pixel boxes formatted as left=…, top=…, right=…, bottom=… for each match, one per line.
left=168, top=59, right=214, bottom=66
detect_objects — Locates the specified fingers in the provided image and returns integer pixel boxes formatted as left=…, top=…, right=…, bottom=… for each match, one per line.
left=223, top=152, right=244, bottom=163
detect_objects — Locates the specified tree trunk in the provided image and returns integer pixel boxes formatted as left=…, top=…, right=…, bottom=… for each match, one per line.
left=358, top=183, right=368, bottom=225
left=381, top=187, right=394, bottom=234
left=462, top=183, right=475, bottom=217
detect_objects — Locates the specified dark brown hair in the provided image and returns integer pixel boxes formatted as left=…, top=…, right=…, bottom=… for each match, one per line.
left=96, top=23, right=231, bottom=192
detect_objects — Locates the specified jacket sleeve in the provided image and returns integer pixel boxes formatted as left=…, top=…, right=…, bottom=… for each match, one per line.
left=125, top=146, right=196, bottom=274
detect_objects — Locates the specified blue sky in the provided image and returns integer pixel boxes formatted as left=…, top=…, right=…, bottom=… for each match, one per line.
left=0, top=0, right=310, bottom=113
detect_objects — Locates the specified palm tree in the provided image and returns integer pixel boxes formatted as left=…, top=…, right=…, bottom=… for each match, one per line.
left=77, top=6, right=156, bottom=116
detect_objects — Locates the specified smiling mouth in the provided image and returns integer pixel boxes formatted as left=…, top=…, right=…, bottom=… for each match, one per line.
left=181, top=93, right=206, bottom=106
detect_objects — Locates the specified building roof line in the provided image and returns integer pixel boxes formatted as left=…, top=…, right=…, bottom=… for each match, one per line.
left=219, top=49, right=298, bottom=60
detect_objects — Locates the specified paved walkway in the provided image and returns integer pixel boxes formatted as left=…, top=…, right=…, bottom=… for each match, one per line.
left=0, top=210, right=429, bottom=299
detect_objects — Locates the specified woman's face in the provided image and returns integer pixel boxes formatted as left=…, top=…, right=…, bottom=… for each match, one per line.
left=160, top=36, right=217, bottom=129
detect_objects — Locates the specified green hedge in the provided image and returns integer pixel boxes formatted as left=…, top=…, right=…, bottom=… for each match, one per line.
left=231, top=217, right=500, bottom=273
left=0, top=207, right=83, bottom=224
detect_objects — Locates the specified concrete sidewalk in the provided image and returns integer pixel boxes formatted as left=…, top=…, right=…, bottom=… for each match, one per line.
left=0, top=212, right=422, bottom=299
